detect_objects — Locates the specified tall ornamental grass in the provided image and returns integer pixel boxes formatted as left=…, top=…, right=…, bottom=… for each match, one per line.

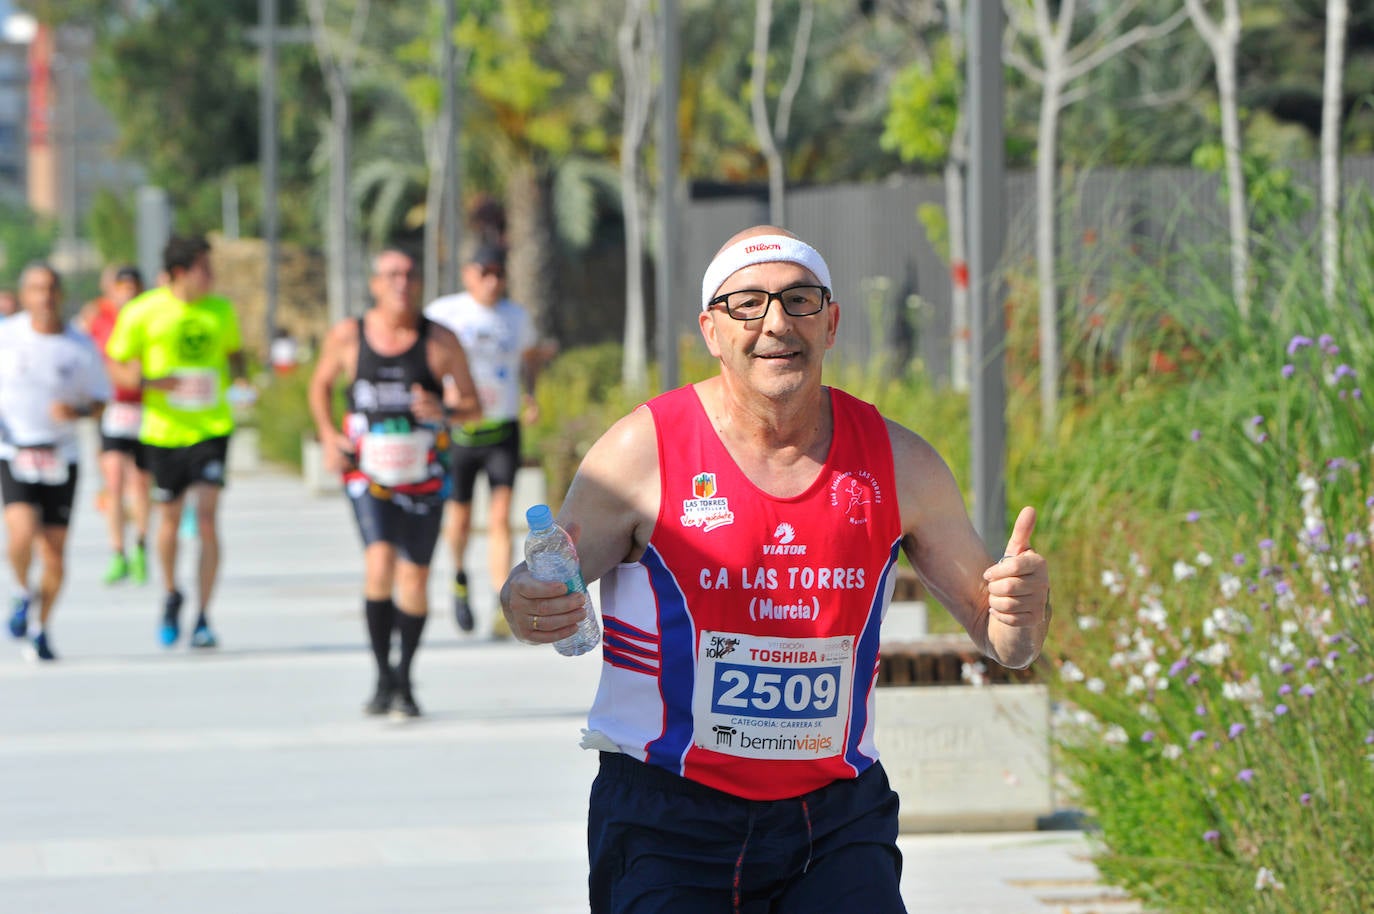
left=1044, top=196, right=1374, bottom=911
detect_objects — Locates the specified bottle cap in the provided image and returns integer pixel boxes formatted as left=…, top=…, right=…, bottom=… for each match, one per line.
left=526, top=504, right=553, bottom=530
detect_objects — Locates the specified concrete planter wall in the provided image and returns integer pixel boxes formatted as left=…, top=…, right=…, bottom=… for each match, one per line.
left=875, top=682, right=1053, bottom=832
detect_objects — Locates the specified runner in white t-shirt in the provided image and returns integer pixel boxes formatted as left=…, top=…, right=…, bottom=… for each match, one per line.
left=0, top=263, right=112, bottom=661
left=424, top=241, right=549, bottom=638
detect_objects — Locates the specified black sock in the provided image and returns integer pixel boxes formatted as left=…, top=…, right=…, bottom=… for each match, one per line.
left=364, top=598, right=395, bottom=682
left=454, top=570, right=468, bottom=593
left=164, top=589, right=183, bottom=622
left=394, top=609, right=428, bottom=694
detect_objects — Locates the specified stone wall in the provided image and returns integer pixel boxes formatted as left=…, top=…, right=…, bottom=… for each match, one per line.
left=209, top=233, right=328, bottom=363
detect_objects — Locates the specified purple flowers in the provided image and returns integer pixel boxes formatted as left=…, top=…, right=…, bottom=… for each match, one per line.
left=1237, top=768, right=1255, bottom=783
left=1203, top=829, right=1221, bottom=843
left=1286, top=335, right=1313, bottom=356
left=1186, top=511, right=1200, bottom=523
left=1190, top=730, right=1207, bottom=743
left=1141, top=730, right=1155, bottom=743
left=1276, top=704, right=1290, bottom=716
left=1300, top=793, right=1312, bottom=806
left=1278, top=684, right=1292, bottom=696
left=1228, top=723, right=1246, bottom=740
left=1281, top=364, right=1295, bottom=378
left=1190, top=428, right=1202, bottom=442
left=1299, top=684, right=1316, bottom=698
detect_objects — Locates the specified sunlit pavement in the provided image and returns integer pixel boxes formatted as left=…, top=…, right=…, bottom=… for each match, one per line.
left=0, top=435, right=1118, bottom=913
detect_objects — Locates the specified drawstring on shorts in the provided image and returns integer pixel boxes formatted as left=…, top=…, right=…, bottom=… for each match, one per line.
left=731, top=807, right=758, bottom=914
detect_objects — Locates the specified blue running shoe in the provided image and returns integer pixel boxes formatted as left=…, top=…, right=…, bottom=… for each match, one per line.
left=159, top=590, right=183, bottom=647
left=8, top=595, right=29, bottom=639
left=190, top=622, right=218, bottom=649
left=29, top=631, right=56, bottom=662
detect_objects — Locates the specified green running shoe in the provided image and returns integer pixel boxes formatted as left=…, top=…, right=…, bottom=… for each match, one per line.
left=102, top=552, right=129, bottom=585
left=129, top=544, right=148, bottom=585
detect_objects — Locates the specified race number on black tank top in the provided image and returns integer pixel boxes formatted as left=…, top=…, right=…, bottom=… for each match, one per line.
left=342, top=317, right=449, bottom=497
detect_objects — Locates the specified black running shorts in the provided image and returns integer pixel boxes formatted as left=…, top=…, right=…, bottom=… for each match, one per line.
left=144, top=435, right=231, bottom=502
left=447, top=420, right=521, bottom=503
left=0, top=458, right=80, bottom=527
left=100, top=434, right=148, bottom=471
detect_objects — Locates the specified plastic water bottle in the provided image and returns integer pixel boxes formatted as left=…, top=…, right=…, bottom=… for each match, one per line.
left=524, top=504, right=600, bottom=656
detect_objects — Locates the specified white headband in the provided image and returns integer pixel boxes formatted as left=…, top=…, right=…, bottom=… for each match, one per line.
left=700, top=234, right=832, bottom=311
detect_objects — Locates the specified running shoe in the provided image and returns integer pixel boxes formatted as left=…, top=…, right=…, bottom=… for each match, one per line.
left=453, top=579, right=474, bottom=633
left=129, top=544, right=148, bottom=585
left=102, top=552, right=129, bottom=585
left=190, top=621, right=218, bottom=649
left=363, top=676, right=395, bottom=716
left=390, top=689, right=422, bottom=720
left=29, top=631, right=57, bottom=662
left=8, top=595, right=29, bottom=639
left=159, top=590, right=184, bottom=647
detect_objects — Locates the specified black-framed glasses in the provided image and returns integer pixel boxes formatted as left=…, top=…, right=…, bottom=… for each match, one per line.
left=707, top=284, right=830, bottom=321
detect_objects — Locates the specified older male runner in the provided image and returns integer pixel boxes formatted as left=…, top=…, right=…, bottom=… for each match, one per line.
left=1, top=264, right=111, bottom=661
left=502, top=226, right=1052, bottom=913
left=310, top=248, right=480, bottom=719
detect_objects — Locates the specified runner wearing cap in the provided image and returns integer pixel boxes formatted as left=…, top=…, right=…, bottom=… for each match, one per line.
left=424, top=239, right=549, bottom=638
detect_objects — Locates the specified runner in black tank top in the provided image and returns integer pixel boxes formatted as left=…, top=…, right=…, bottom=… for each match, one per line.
left=343, top=316, right=449, bottom=500
left=307, top=248, right=481, bottom=723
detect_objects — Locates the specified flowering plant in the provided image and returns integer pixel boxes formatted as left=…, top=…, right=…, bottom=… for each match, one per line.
left=1054, top=328, right=1374, bottom=912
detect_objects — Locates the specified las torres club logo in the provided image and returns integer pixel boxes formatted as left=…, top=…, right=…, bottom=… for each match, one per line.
left=681, top=472, right=735, bottom=532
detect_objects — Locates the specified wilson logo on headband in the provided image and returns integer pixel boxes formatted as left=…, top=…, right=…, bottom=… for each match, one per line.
left=700, top=234, right=832, bottom=311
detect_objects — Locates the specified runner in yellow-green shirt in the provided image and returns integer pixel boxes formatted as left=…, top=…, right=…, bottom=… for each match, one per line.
left=106, top=235, right=249, bottom=651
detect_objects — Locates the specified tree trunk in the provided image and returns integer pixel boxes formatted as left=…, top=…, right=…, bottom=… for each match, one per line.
left=506, top=162, right=559, bottom=340
left=1216, top=39, right=1247, bottom=316
left=1321, top=0, right=1348, bottom=309
left=751, top=0, right=786, bottom=226
left=1186, top=0, right=1248, bottom=317
left=327, top=85, right=352, bottom=323
left=1034, top=65, right=1062, bottom=438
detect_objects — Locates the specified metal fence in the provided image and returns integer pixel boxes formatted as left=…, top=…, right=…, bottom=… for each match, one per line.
left=674, top=154, right=1374, bottom=384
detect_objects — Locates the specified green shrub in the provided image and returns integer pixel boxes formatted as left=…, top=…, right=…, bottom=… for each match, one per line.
left=253, top=364, right=316, bottom=471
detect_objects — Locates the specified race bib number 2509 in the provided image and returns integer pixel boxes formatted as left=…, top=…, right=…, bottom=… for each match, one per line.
left=691, top=631, right=854, bottom=760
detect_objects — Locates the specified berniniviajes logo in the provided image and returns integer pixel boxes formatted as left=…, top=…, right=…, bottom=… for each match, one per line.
left=712, top=725, right=736, bottom=747
left=762, top=522, right=806, bottom=555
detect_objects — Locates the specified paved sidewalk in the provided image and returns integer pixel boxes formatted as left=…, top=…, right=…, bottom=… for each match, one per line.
left=0, top=448, right=1124, bottom=913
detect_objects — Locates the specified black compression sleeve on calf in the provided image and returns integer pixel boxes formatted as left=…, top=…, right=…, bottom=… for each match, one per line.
left=394, top=610, right=428, bottom=690
left=364, top=598, right=395, bottom=681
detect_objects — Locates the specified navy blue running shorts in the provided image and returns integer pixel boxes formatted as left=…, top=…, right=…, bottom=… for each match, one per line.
left=346, top=482, right=444, bottom=566
left=588, top=752, right=907, bottom=914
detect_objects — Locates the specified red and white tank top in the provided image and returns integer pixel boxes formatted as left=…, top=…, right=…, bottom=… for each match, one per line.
left=585, top=384, right=903, bottom=800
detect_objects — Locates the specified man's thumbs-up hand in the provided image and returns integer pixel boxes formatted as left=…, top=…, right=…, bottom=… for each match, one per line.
left=981, top=506, right=1050, bottom=628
